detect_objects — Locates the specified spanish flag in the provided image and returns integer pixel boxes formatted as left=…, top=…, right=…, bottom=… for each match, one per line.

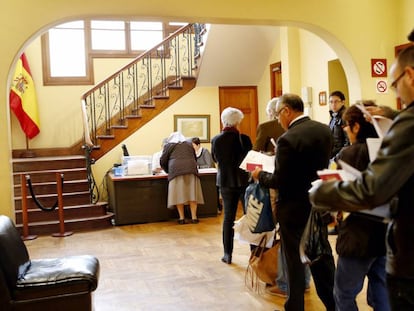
left=10, top=53, right=40, bottom=139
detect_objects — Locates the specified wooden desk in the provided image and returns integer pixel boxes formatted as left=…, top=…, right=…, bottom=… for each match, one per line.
left=107, top=169, right=218, bottom=225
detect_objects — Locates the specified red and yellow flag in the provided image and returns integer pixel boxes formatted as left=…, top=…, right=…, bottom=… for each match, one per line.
left=9, top=53, right=40, bottom=139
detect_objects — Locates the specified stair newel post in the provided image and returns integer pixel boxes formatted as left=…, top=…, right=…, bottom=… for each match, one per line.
left=21, top=174, right=37, bottom=240
left=52, top=172, right=73, bottom=237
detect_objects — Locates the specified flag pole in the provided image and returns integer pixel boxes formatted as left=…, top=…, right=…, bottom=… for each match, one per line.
left=23, top=136, right=36, bottom=158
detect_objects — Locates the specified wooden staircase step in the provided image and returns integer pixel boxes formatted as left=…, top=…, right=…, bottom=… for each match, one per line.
left=13, top=155, right=86, bottom=171
left=97, top=135, right=115, bottom=139
left=14, top=179, right=89, bottom=196
left=14, top=191, right=91, bottom=210
left=15, top=203, right=109, bottom=223
left=13, top=168, right=87, bottom=184
left=16, top=213, right=114, bottom=236
left=111, top=124, right=128, bottom=129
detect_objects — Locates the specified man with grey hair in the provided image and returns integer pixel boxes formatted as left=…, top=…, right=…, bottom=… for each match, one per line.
left=310, top=43, right=414, bottom=311
left=253, top=97, right=285, bottom=154
left=252, top=94, right=335, bottom=311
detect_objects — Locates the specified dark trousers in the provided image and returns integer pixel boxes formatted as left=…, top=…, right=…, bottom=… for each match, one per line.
left=280, top=221, right=335, bottom=311
left=220, top=187, right=243, bottom=256
left=387, top=274, right=414, bottom=310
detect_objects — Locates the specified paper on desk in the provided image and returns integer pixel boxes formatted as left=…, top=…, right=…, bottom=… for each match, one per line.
left=239, top=150, right=275, bottom=173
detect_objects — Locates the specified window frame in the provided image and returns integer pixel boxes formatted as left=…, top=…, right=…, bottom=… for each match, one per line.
left=41, top=19, right=182, bottom=86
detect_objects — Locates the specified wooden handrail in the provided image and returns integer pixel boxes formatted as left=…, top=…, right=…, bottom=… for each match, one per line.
left=81, top=24, right=193, bottom=99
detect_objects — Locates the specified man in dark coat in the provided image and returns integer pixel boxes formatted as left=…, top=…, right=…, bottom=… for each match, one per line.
left=329, top=90, right=349, bottom=158
left=252, top=93, right=335, bottom=311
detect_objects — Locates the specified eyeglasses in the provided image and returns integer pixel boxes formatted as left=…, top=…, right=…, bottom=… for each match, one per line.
left=390, top=70, right=406, bottom=90
left=329, top=100, right=343, bottom=104
left=275, top=106, right=287, bottom=118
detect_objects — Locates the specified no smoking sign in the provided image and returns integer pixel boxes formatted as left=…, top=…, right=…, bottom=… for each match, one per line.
left=376, top=79, right=388, bottom=94
left=371, top=59, right=387, bottom=77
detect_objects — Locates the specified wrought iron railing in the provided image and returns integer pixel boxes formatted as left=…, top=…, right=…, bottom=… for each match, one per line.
left=81, top=23, right=205, bottom=147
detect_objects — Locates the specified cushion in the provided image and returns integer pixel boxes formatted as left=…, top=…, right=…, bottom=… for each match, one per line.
left=0, top=216, right=30, bottom=290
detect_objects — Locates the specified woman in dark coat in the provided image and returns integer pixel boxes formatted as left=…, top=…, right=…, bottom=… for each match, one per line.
left=160, top=132, right=204, bottom=224
left=211, top=107, right=252, bottom=264
left=332, top=104, right=389, bottom=310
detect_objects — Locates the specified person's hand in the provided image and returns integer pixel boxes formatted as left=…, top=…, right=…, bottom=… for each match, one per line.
left=364, top=106, right=385, bottom=123
left=251, top=166, right=262, bottom=181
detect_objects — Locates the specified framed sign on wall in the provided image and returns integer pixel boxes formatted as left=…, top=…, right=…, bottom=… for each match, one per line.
left=174, top=115, right=210, bottom=142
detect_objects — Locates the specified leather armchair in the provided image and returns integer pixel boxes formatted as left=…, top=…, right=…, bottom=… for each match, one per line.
left=0, top=215, right=99, bottom=311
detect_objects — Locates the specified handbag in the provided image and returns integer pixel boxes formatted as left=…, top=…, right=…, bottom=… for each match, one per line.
left=245, top=234, right=279, bottom=292
left=299, top=209, right=333, bottom=265
left=244, top=182, right=275, bottom=233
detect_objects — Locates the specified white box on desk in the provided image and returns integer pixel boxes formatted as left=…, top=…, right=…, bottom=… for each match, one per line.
left=122, top=155, right=152, bottom=175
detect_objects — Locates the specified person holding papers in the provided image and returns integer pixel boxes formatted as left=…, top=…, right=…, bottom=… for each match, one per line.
left=252, top=94, right=335, bottom=311
left=310, top=45, right=414, bottom=310
left=211, top=107, right=252, bottom=264
left=331, top=104, right=390, bottom=311
left=253, top=97, right=311, bottom=297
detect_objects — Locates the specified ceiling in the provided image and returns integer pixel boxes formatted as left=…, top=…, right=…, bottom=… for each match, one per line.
left=196, top=24, right=281, bottom=87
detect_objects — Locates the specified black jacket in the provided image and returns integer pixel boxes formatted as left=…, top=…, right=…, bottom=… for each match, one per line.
left=211, top=128, right=252, bottom=188
left=335, top=142, right=387, bottom=258
left=258, top=116, right=333, bottom=226
left=329, top=105, right=349, bottom=157
left=310, top=102, right=414, bottom=278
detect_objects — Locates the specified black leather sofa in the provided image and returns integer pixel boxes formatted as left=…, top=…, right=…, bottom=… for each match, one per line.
left=0, top=215, right=99, bottom=311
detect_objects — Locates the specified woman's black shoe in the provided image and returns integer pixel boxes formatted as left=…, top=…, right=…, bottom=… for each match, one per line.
left=191, top=219, right=199, bottom=224
left=178, top=219, right=185, bottom=225
left=221, top=254, right=232, bottom=264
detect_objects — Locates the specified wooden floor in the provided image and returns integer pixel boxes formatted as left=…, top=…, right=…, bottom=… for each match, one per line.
left=25, top=210, right=372, bottom=311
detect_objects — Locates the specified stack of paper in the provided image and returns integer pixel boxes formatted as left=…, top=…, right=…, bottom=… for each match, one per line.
left=239, top=150, right=275, bottom=173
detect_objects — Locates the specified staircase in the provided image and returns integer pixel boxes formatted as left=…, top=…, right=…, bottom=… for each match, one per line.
left=12, top=155, right=113, bottom=235
left=81, top=23, right=203, bottom=161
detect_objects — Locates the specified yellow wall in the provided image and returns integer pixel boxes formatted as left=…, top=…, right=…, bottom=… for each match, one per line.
left=1, top=0, right=414, bottom=217
left=93, top=86, right=220, bottom=202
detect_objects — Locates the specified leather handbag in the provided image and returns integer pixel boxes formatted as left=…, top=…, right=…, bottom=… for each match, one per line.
left=245, top=234, right=279, bottom=291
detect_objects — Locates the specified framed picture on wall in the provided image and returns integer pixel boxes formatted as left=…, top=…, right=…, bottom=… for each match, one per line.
left=319, top=91, right=327, bottom=106
left=174, top=115, right=210, bottom=142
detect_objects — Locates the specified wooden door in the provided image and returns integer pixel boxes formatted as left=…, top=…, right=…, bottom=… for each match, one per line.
left=218, top=86, right=258, bottom=142
left=270, top=62, right=283, bottom=98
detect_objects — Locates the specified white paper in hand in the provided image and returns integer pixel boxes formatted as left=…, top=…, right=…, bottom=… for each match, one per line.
left=239, top=150, right=275, bottom=173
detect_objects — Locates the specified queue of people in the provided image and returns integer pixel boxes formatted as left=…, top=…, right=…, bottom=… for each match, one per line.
left=310, top=42, right=414, bottom=311
left=147, top=36, right=414, bottom=311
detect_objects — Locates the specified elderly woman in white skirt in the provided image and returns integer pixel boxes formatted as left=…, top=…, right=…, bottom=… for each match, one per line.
left=160, top=131, right=204, bottom=224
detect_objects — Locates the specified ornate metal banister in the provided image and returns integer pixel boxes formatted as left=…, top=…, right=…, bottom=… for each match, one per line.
left=81, top=23, right=205, bottom=147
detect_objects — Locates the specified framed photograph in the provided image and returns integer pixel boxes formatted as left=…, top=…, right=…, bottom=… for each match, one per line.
left=319, top=91, right=327, bottom=106
left=174, top=115, right=210, bottom=142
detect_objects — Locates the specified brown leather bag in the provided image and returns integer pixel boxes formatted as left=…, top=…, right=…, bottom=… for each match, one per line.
left=245, top=234, right=279, bottom=292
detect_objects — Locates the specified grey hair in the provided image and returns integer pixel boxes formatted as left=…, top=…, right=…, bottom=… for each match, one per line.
left=221, top=107, right=244, bottom=127
left=266, top=97, right=279, bottom=119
